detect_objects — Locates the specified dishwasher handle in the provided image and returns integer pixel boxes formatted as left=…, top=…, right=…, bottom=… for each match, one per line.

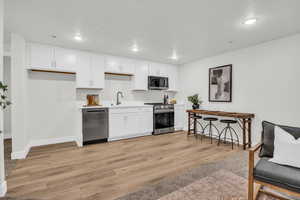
left=84, top=109, right=108, bottom=113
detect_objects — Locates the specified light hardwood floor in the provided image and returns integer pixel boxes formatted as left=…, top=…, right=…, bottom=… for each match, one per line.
left=6, top=132, right=241, bottom=200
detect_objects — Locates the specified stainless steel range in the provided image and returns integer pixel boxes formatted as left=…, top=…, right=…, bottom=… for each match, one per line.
left=145, top=103, right=175, bottom=135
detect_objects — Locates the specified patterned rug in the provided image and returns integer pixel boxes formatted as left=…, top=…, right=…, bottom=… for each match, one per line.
left=117, top=151, right=295, bottom=200
left=158, top=170, right=247, bottom=200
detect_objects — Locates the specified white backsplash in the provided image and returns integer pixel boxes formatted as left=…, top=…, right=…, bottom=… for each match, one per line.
left=76, top=74, right=175, bottom=105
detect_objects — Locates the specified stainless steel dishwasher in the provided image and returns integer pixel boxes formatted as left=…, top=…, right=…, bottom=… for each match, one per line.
left=82, top=108, right=109, bottom=145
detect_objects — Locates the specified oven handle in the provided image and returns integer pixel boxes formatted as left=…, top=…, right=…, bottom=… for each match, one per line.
left=154, top=110, right=174, bottom=114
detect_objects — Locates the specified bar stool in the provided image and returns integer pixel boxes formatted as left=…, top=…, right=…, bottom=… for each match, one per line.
left=202, top=117, right=219, bottom=143
left=190, top=114, right=204, bottom=137
left=218, top=119, right=240, bottom=149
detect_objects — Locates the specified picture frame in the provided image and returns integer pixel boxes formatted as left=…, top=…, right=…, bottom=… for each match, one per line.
left=209, top=64, right=232, bottom=102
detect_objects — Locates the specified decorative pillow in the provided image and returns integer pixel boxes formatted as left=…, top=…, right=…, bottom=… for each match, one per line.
left=259, top=121, right=300, bottom=158
left=270, top=126, right=300, bottom=169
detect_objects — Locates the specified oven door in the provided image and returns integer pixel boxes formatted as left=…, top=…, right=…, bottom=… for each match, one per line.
left=154, top=111, right=174, bottom=134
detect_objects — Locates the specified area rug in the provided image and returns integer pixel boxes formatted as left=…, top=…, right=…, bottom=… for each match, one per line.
left=117, top=151, right=290, bottom=200
left=158, top=169, right=247, bottom=200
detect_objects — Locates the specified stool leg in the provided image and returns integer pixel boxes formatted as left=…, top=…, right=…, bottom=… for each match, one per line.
left=211, top=123, right=220, bottom=143
left=209, top=122, right=213, bottom=144
left=223, top=126, right=229, bottom=144
left=231, top=127, right=240, bottom=146
left=218, top=127, right=227, bottom=146
left=197, top=121, right=205, bottom=133
left=228, top=128, right=234, bottom=149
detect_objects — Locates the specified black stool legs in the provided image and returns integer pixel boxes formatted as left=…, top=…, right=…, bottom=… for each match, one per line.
left=202, top=118, right=219, bottom=143
left=218, top=120, right=240, bottom=149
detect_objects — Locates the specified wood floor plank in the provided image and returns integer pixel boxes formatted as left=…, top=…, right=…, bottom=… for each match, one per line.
left=6, top=131, right=241, bottom=200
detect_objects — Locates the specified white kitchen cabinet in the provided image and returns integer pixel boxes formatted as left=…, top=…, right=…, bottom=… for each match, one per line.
left=90, top=54, right=105, bottom=88
left=76, top=52, right=105, bottom=89
left=105, top=56, right=134, bottom=75
left=109, top=107, right=153, bottom=141
left=28, top=43, right=54, bottom=68
left=149, top=62, right=168, bottom=77
left=54, top=47, right=77, bottom=71
left=175, top=104, right=185, bottom=131
left=76, top=52, right=91, bottom=88
left=167, top=65, right=179, bottom=92
left=132, top=61, right=149, bottom=90
left=27, top=43, right=77, bottom=73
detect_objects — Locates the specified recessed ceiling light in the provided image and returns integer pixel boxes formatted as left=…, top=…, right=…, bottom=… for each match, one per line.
left=74, top=34, right=83, bottom=41
left=243, top=18, right=257, bottom=25
left=131, top=44, right=139, bottom=52
left=170, top=52, right=178, bottom=61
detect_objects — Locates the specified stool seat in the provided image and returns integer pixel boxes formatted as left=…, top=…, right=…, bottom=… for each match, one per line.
left=191, top=115, right=202, bottom=119
left=203, top=117, right=218, bottom=121
left=220, top=119, right=237, bottom=124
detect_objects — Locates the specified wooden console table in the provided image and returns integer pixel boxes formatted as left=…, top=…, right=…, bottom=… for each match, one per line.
left=186, top=109, right=255, bottom=150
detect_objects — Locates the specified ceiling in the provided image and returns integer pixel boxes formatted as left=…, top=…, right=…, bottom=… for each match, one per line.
left=4, top=0, right=300, bottom=64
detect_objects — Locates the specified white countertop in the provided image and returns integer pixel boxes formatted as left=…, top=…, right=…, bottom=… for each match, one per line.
left=79, top=101, right=184, bottom=109
left=80, top=104, right=153, bottom=109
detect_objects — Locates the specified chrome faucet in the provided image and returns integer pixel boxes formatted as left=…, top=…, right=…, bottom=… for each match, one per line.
left=116, top=91, right=124, bottom=105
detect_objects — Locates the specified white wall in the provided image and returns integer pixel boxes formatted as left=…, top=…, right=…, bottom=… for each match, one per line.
left=11, top=34, right=29, bottom=159
left=3, top=56, right=11, bottom=139
left=0, top=0, right=7, bottom=196
left=178, top=33, right=300, bottom=144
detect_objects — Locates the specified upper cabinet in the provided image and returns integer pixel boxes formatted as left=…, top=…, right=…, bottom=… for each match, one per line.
left=27, top=43, right=76, bottom=73
left=167, top=65, right=179, bottom=92
left=28, top=43, right=54, bottom=68
left=105, top=56, right=134, bottom=75
left=54, top=47, right=77, bottom=71
left=132, top=61, right=149, bottom=91
left=149, top=62, right=168, bottom=77
left=76, top=52, right=105, bottom=89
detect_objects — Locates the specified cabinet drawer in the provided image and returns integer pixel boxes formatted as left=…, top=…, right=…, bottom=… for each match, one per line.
left=109, top=107, right=140, bottom=114
left=109, top=107, right=153, bottom=114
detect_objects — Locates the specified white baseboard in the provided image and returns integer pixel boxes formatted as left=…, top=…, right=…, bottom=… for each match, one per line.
left=0, top=181, right=7, bottom=197
left=11, top=143, right=31, bottom=160
left=11, top=136, right=78, bottom=160
left=108, top=132, right=152, bottom=142
left=29, top=136, right=77, bottom=147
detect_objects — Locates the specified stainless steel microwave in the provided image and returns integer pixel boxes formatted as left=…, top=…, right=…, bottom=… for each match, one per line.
left=148, top=76, right=169, bottom=90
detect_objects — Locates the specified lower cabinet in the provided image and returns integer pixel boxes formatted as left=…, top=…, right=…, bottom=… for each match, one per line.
left=175, top=104, right=185, bottom=131
left=109, top=107, right=153, bottom=141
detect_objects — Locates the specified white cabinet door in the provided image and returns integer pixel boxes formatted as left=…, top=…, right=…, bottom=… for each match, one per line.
left=54, top=47, right=77, bottom=71
left=119, top=58, right=134, bottom=74
left=109, top=113, right=127, bottom=139
left=90, top=54, right=105, bottom=89
left=28, top=43, right=54, bottom=68
left=132, top=61, right=149, bottom=90
left=105, top=56, right=134, bottom=74
left=76, top=52, right=91, bottom=88
left=76, top=53, right=105, bottom=89
left=139, top=111, right=153, bottom=133
left=125, top=113, right=140, bottom=135
left=167, top=65, right=179, bottom=91
left=105, top=56, right=120, bottom=73
left=175, top=105, right=185, bottom=131
left=149, top=62, right=168, bottom=77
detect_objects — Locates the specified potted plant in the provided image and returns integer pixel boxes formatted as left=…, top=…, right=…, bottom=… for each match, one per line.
left=0, top=81, right=11, bottom=135
left=187, top=94, right=202, bottom=109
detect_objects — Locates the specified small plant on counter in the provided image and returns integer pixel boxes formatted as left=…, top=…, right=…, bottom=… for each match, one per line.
left=0, top=81, right=11, bottom=110
left=187, top=94, right=202, bottom=109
